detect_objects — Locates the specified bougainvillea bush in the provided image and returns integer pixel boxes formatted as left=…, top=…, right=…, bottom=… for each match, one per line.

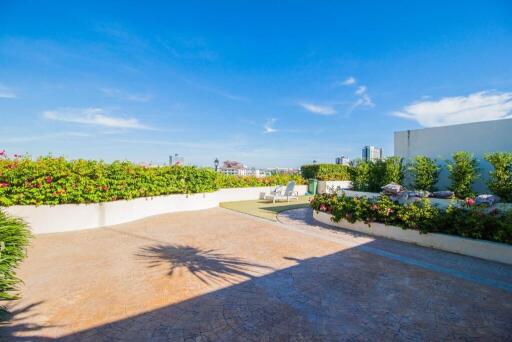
left=0, top=210, right=31, bottom=311
left=0, top=155, right=305, bottom=206
left=310, top=193, right=512, bottom=244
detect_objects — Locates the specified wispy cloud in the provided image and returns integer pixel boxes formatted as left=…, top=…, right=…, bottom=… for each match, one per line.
left=0, top=83, right=17, bottom=98
left=3, top=132, right=90, bottom=143
left=340, top=76, right=356, bottom=86
left=263, top=118, right=277, bottom=133
left=338, top=77, right=374, bottom=113
left=349, top=85, right=374, bottom=112
left=183, top=79, right=249, bottom=102
left=100, top=88, right=153, bottom=102
left=299, top=102, right=337, bottom=115
left=392, top=90, right=512, bottom=127
left=43, top=108, right=154, bottom=130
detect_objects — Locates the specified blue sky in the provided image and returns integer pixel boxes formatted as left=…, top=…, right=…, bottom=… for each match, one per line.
left=1, top=1, right=511, bottom=168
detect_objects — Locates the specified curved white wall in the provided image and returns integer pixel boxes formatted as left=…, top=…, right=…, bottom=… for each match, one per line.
left=4, top=185, right=307, bottom=234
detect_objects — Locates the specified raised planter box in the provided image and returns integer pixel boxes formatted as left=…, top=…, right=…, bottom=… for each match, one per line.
left=4, top=185, right=307, bottom=234
left=316, top=181, right=352, bottom=194
left=313, top=210, right=512, bottom=265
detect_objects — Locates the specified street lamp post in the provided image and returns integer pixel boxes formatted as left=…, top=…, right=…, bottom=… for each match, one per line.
left=214, top=158, right=219, bottom=172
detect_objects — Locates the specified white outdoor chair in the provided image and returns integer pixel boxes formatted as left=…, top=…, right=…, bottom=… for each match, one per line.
left=265, top=181, right=299, bottom=203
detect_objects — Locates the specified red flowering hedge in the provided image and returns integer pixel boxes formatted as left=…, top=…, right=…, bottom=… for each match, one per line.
left=0, top=155, right=305, bottom=206
left=310, top=193, right=512, bottom=244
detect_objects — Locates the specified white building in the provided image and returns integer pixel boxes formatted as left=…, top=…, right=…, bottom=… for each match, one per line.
left=362, top=146, right=383, bottom=162
left=218, top=161, right=268, bottom=178
left=335, top=155, right=350, bottom=165
left=394, top=118, right=512, bottom=193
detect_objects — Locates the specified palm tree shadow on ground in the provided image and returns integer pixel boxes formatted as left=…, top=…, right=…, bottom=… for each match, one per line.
left=136, top=244, right=273, bottom=285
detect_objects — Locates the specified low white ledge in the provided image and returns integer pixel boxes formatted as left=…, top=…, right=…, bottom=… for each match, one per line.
left=313, top=210, right=512, bottom=265
left=3, top=185, right=307, bottom=234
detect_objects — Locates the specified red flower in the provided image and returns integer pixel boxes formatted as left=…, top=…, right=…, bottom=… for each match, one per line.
left=45, top=176, right=53, bottom=184
left=0, top=150, right=5, bottom=156
left=0, top=182, right=8, bottom=188
left=465, top=198, right=475, bottom=207
left=319, top=204, right=327, bottom=212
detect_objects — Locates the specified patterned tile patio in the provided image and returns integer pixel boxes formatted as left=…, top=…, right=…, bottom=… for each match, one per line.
left=1, top=207, right=512, bottom=341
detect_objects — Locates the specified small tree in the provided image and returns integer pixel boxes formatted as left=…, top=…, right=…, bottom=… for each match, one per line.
left=350, top=160, right=371, bottom=191
left=384, top=156, right=404, bottom=185
left=409, top=155, right=440, bottom=192
left=485, top=152, right=512, bottom=202
left=447, top=151, right=479, bottom=198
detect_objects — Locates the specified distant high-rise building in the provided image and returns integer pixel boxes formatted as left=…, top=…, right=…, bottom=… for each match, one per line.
left=335, top=155, right=350, bottom=165
left=362, top=146, right=383, bottom=162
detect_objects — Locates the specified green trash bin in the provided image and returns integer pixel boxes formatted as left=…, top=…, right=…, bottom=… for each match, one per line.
left=307, top=179, right=318, bottom=195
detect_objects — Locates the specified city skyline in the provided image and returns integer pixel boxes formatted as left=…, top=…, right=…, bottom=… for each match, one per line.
left=1, top=1, right=512, bottom=168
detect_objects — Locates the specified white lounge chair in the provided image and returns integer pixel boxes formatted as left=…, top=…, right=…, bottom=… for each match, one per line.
left=265, top=181, right=299, bottom=203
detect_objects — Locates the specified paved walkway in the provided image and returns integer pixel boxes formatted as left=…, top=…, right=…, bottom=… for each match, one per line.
left=2, top=207, right=512, bottom=341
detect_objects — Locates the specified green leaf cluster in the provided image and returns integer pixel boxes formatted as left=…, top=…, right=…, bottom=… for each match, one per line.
left=310, top=193, right=512, bottom=244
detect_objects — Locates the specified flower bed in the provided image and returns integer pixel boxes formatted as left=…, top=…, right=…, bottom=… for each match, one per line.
left=310, top=193, right=512, bottom=244
left=0, top=155, right=305, bottom=206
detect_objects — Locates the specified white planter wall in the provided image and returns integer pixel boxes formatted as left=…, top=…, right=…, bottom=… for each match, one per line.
left=4, top=185, right=307, bottom=234
left=313, top=210, right=512, bottom=265
left=317, top=181, right=352, bottom=194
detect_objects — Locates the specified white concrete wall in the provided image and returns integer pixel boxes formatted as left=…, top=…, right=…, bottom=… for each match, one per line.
left=394, top=118, right=512, bottom=193
left=4, top=185, right=307, bottom=234
left=317, top=181, right=352, bottom=194
left=313, top=211, right=512, bottom=265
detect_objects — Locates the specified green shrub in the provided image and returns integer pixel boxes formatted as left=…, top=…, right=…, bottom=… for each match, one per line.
left=366, top=157, right=405, bottom=192
left=485, top=152, right=512, bottom=201
left=0, top=210, right=31, bottom=310
left=447, top=151, right=479, bottom=198
left=0, top=155, right=306, bottom=206
left=300, top=164, right=351, bottom=181
left=409, top=155, right=440, bottom=191
left=310, top=193, right=512, bottom=244
left=349, top=161, right=371, bottom=191
left=215, top=173, right=305, bottom=188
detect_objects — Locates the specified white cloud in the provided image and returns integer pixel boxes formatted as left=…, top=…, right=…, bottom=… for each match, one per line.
left=341, top=77, right=356, bottom=86
left=299, top=102, right=337, bottom=115
left=348, top=85, right=374, bottom=112
left=355, top=86, right=367, bottom=95
left=263, top=118, right=277, bottom=133
left=0, top=84, right=16, bottom=98
left=43, top=108, right=153, bottom=130
left=100, top=88, right=153, bottom=102
left=392, top=91, right=512, bottom=127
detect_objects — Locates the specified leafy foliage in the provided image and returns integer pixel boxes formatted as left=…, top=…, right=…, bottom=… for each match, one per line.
left=349, top=158, right=404, bottom=192
left=408, top=155, right=440, bottom=191
left=310, top=193, right=512, bottom=244
left=300, top=164, right=351, bottom=181
left=0, top=210, right=31, bottom=310
left=0, top=156, right=305, bottom=206
left=215, top=173, right=305, bottom=188
left=447, top=151, right=479, bottom=198
left=349, top=161, right=371, bottom=191
left=485, top=152, right=512, bottom=202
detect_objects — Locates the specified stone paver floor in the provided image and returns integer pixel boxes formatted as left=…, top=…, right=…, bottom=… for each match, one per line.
left=1, top=207, right=512, bottom=341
